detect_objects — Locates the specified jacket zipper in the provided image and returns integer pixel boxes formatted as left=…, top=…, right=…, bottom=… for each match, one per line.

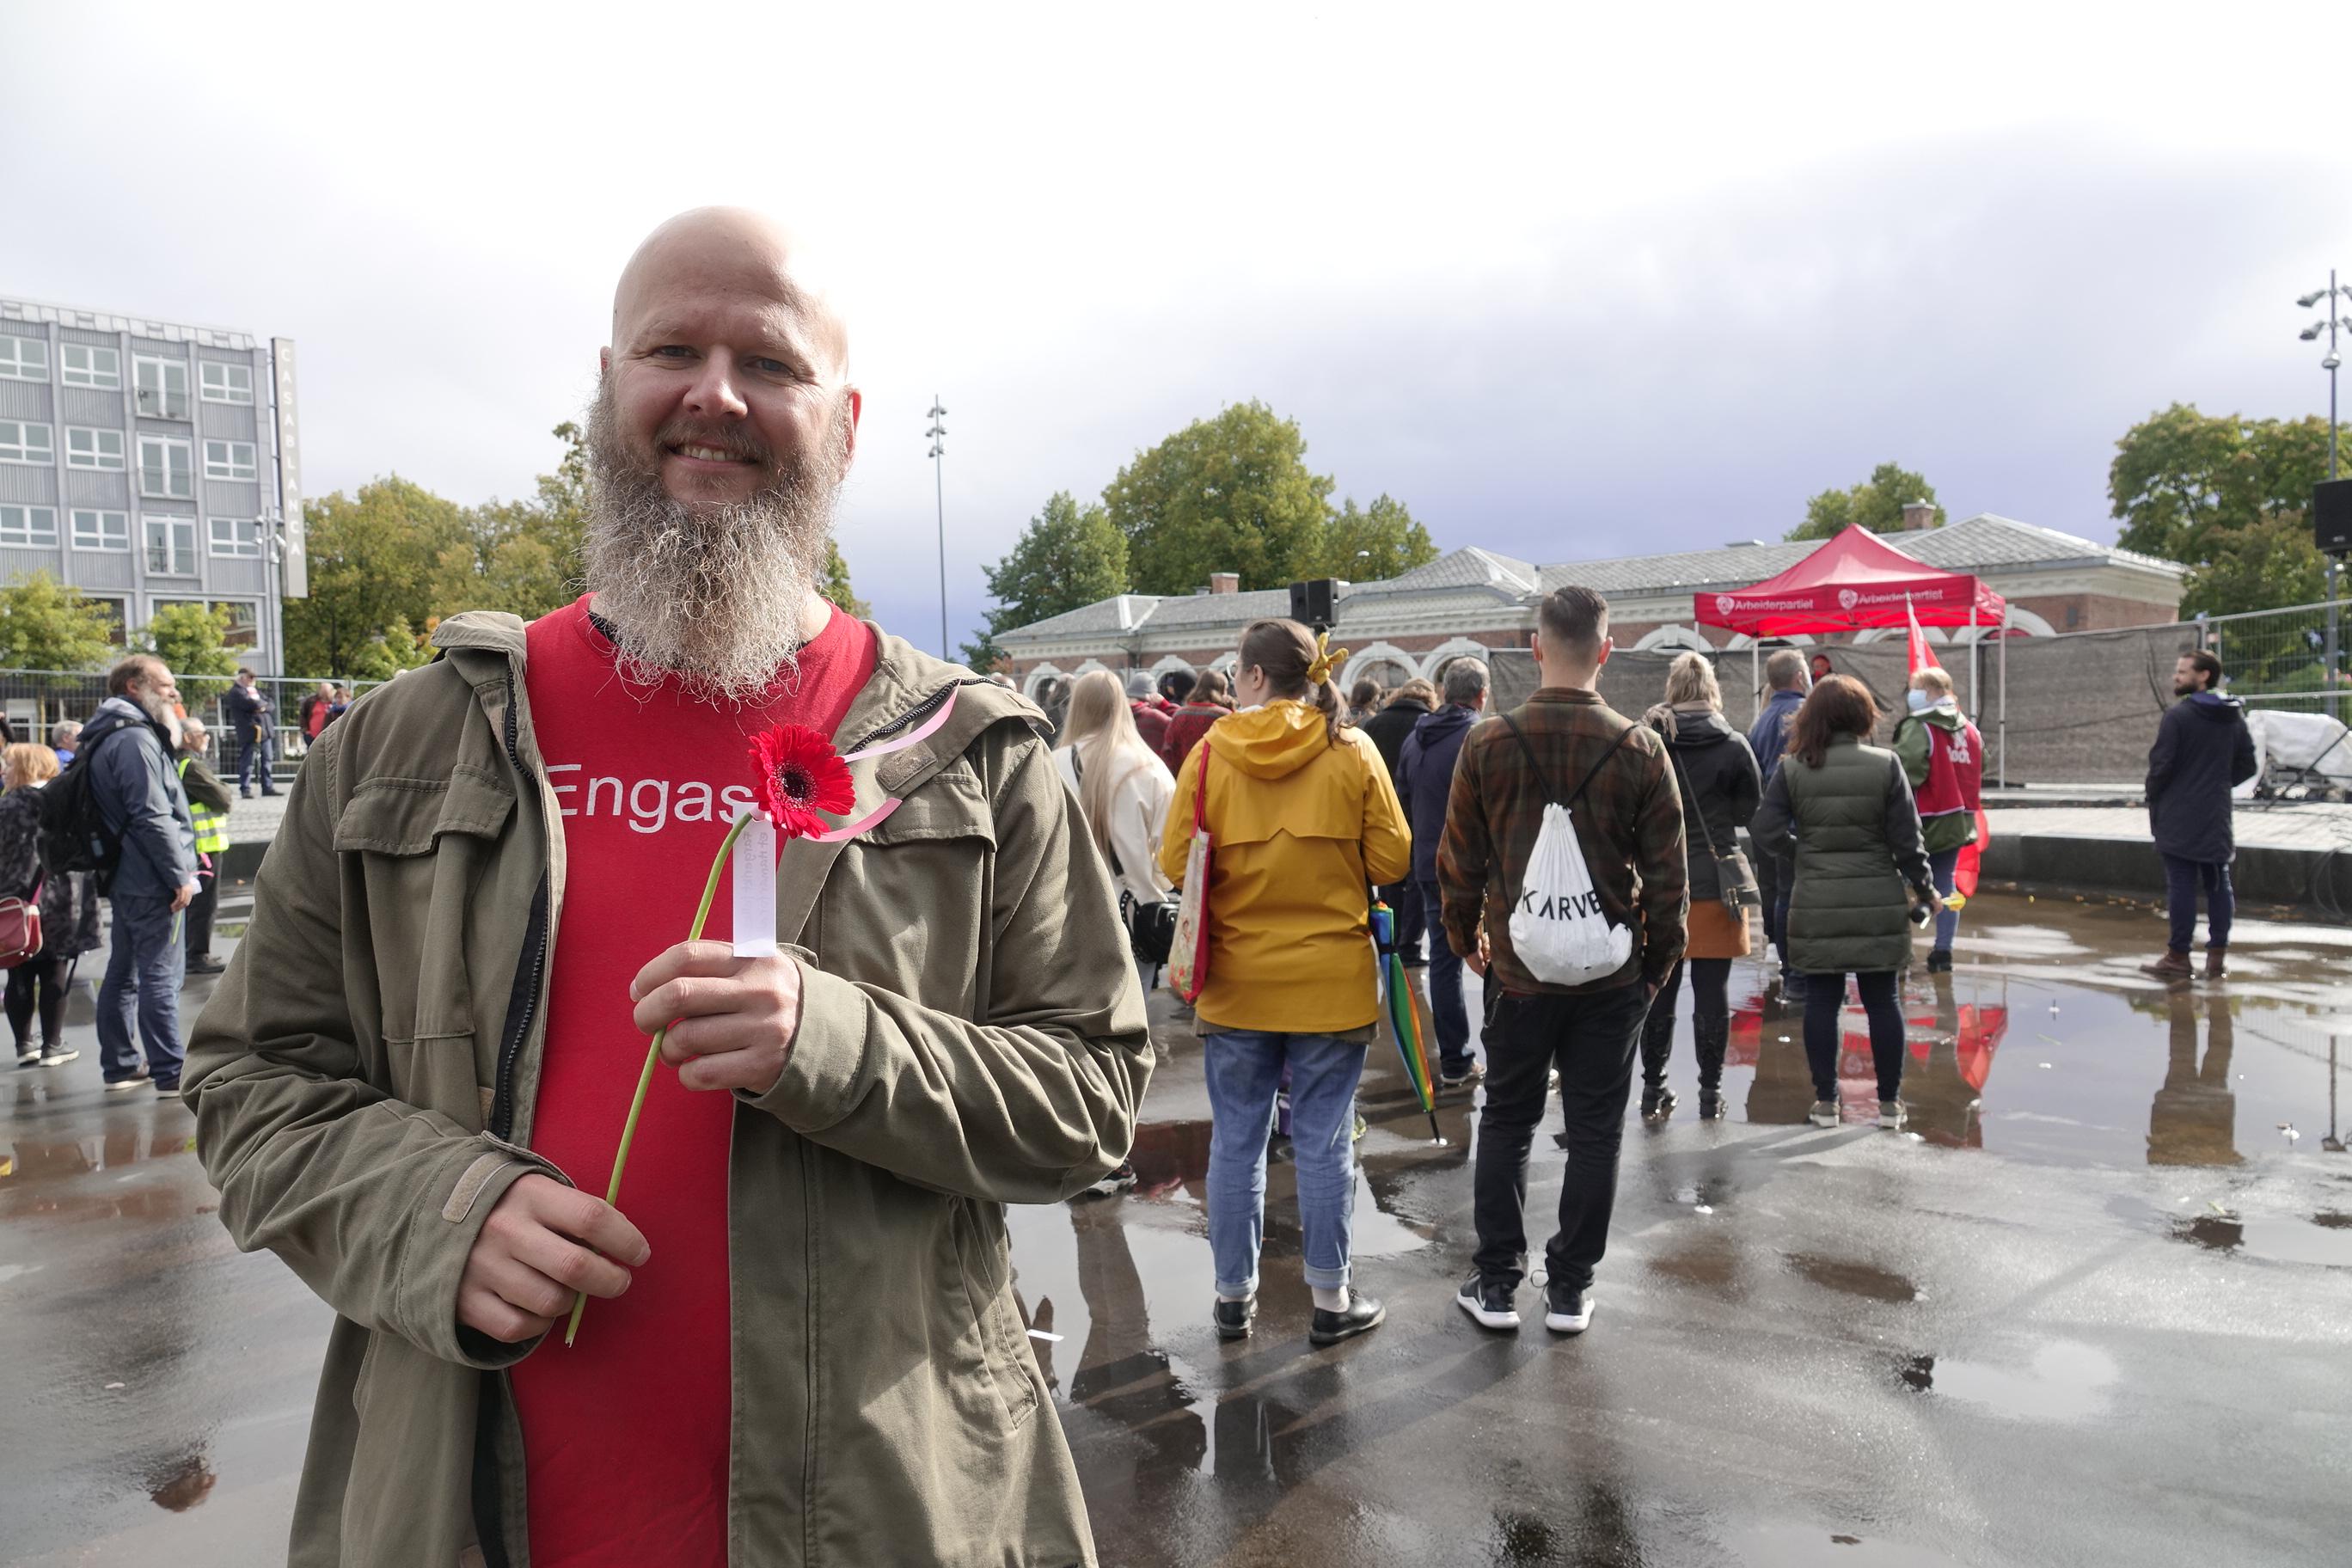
left=489, top=671, right=549, bottom=1142
left=840, top=678, right=984, bottom=758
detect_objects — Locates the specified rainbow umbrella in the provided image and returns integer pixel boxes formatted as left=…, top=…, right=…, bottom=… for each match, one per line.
left=1370, top=900, right=1443, bottom=1142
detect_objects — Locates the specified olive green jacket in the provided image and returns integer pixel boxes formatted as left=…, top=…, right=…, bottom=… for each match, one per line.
left=185, top=611, right=1152, bottom=1568
left=1750, top=733, right=1934, bottom=974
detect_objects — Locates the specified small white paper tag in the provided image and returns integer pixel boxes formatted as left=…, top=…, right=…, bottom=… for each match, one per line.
left=731, top=815, right=778, bottom=959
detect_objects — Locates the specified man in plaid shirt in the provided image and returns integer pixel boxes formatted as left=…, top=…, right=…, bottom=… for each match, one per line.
left=1438, top=584, right=1687, bottom=1336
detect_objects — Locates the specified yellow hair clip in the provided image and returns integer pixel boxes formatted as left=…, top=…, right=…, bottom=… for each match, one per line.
left=1303, top=628, right=1350, bottom=685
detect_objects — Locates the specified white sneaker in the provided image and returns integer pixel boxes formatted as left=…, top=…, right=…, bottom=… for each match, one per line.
left=15, top=1049, right=40, bottom=1069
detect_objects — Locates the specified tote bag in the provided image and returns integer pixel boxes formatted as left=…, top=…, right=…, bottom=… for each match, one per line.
left=1166, top=750, right=1215, bottom=1001
left=1499, top=714, right=1638, bottom=986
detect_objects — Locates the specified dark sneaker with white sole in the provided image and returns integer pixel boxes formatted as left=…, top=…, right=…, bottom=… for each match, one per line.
left=104, top=1071, right=151, bottom=1093
left=1308, top=1294, right=1386, bottom=1346
left=1877, top=1099, right=1907, bottom=1130
left=1808, top=1098, right=1840, bottom=1128
left=1074, top=1161, right=1138, bottom=1199
left=1697, top=1091, right=1726, bottom=1120
left=1544, top=1283, right=1595, bottom=1334
left=1212, top=1297, right=1255, bottom=1340
left=1455, top=1274, right=1519, bottom=1331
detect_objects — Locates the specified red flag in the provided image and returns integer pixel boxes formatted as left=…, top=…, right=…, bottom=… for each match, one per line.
left=1954, top=807, right=1988, bottom=897
left=1906, top=597, right=1942, bottom=677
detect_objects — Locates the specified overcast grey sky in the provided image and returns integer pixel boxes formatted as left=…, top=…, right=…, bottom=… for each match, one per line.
left=8, top=2, right=2345, bottom=651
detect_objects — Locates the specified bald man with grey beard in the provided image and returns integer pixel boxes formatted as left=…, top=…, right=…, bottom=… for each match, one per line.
left=187, top=208, right=1148, bottom=1568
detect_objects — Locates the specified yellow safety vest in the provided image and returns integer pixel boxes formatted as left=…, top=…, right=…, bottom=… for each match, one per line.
left=178, top=757, right=230, bottom=854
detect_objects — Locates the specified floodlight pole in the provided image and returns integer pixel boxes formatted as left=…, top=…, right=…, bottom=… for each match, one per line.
left=2301, top=269, right=2345, bottom=722
left=926, top=396, right=949, bottom=658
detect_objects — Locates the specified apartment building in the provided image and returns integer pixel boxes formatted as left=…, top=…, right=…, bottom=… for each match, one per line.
left=0, top=294, right=305, bottom=672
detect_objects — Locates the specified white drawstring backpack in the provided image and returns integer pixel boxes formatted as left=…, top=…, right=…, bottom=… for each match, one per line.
left=1498, top=713, right=1640, bottom=986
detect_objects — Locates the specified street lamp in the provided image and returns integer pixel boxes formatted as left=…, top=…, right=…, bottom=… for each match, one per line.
left=926, top=396, right=949, bottom=658
left=2298, top=269, right=2352, bottom=720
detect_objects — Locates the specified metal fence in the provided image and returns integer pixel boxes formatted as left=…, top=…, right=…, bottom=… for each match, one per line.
left=2194, top=601, right=2349, bottom=718
left=0, top=670, right=383, bottom=765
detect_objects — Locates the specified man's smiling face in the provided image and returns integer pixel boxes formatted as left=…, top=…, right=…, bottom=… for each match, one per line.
left=600, top=212, right=858, bottom=508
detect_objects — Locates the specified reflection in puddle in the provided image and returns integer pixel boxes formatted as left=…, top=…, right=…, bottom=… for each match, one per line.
left=1785, top=1253, right=1918, bottom=1302
left=146, top=1449, right=217, bottom=1511
left=2173, top=1213, right=2244, bottom=1251
left=1926, top=1341, right=2117, bottom=1422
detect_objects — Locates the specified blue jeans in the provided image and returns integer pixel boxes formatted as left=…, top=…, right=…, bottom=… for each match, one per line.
left=1202, top=1030, right=1368, bottom=1298
left=1928, top=848, right=1962, bottom=952
left=96, top=892, right=186, bottom=1084
left=2162, top=855, right=2233, bottom=953
left=1416, top=879, right=1471, bottom=1071
left=237, top=734, right=275, bottom=793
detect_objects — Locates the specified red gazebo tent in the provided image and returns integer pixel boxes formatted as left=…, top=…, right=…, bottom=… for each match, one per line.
left=1695, top=526, right=2012, bottom=781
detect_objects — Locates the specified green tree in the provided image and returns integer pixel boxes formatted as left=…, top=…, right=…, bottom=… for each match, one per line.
left=435, top=422, right=594, bottom=621
left=0, top=572, right=118, bottom=729
left=1104, top=402, right=1335, bottom=593
left=821, top=541, right=871, bottom=618
left=1789, top=462, right=1943, bottom=542
left=285, top=477, right=471, bottom=675
left=1298, top=493, right=1439, bottom=580
left=961, top=492, right=1130, bottom=669
left=143, top=602, right=241, bottom=704
left=346, top=615, right=436, bottom=683
left=2108, top=406, right=2335, bottom=612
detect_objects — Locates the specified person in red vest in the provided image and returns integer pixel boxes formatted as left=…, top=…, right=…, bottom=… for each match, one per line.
left=1126, top=671, right=1177, bottom=770
left=1892, top=665, right=1981, bottom=972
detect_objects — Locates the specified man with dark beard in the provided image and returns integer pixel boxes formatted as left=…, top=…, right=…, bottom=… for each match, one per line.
left=186, top=209, right=1151, bottom=1568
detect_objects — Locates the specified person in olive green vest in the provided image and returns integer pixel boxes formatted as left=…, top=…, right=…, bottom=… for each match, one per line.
left=175, top=720, right=236, bottom=977
left=1749, top=676, right=1938, bottom=1130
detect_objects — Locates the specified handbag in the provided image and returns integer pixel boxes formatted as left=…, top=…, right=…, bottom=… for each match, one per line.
left=1668, top=751, right=1759, bottom=917
left=0, top=881, right=43, bottom=970
left=1166, top=750, right=1216, bottom=1002
left=1120, top=890, right=1179, bottom=965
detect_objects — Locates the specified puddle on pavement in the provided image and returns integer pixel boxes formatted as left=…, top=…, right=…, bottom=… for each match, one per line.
left=1909, top=1340, right=2118, bottom=1422
left=1625, top=892, right=2352, bottom=1172
left=1785, top=1253, right=1919, bottom=1302
left=1649, top=1234, right=1741, bottom=1295
left=145, top=1449, right=218, bottom=1511
left=1730, top=1522, right=1969, bottom=1565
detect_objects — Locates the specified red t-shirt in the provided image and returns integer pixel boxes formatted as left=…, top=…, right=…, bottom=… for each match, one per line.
left=509, top=595, right=874, bottom=1567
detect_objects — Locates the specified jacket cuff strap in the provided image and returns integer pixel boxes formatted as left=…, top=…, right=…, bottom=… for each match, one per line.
left=407, top=1141, right=563, bottom=1369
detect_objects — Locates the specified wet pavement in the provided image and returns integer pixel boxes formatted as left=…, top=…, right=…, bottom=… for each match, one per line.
left=3, top=891, right=2349, bottom=1565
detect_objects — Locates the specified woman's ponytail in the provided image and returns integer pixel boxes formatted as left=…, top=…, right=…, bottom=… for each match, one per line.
left=1237, top=618, right=1347, bottom=745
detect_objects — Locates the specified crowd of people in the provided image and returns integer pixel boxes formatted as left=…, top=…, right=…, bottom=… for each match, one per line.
left=0, top=209, right=2277, bottom=1568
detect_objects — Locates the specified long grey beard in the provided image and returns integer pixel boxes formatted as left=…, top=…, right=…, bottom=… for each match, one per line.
left=582, top=387, right=849, bottom=705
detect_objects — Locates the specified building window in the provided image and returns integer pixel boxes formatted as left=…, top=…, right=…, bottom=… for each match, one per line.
left=0, top=505, right=59, bottom=547
left=144, top=515, right=197, bottom=576
left=202, top=439, right=258, bottom=481
left=0, top=420, right=55, bottom=464
left=138, top=436, right=193, bottom=498
left=71, top=508, right=131, bottom=551
left=133, top=356, right=190, bottom=420
left=0, top=337, right=49, bottom=381
left=61, top=344, right=122, bottom=389
left=199, top=361, right=255, bottom=404
left=66, top=426, right=128, bottom=471
left=86, top=597, right=127, bottom=646
left=208, top=516, right=263, bottom=557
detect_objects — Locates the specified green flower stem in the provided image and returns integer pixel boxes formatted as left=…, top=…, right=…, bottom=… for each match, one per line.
left=567, top=809, right=756, bottom=1347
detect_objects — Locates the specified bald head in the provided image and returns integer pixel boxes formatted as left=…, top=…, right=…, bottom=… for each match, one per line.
left=609, top=207, right=848, bottom=377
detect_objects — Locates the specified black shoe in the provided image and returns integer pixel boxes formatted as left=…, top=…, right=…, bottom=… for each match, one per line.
left=1697, top=1090, right=1725, bottom=1120
left=1309, top=1294, right=1386, bottom=1347
left=1640, top=1084, right=1678, bottom=1121
left=1544, top=1282, right=1595, bottom=1334
left=1780, top=971, right=1811, bottom=1000
left=1455, top=1274, right=1519, bottom=1331
left=1212, top=1297, right=1255, bottom=1340
left=239, top=790, right=254, bottom=799
left=1926, top=948, right=1953, bottom=974
left=151, top=1077, right=181, bottom=1094
left=1401, top=954, right=1428, bottom=969
left=186, top=955, right=227, bottom=977
left=262, top=789, right=280, bottom=797
left=104, top=1070, right=152, bottom=1093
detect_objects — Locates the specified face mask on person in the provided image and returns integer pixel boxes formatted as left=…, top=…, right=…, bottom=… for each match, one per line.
left=1907, top=689, right=1932, bottom=714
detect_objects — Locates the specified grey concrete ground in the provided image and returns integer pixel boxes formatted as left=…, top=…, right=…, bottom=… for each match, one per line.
left=3, top=893, right=2349, bottom=1566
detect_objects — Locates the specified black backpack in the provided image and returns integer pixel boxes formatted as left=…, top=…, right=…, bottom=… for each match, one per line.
left=37, top=726, right=126, bottom=882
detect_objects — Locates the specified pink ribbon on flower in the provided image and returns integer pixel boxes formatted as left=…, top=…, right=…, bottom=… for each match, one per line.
left=804, top=688, right=961, bottom=841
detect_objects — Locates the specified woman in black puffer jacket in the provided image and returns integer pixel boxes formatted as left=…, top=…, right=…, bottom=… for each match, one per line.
left=1637, top=653, right=1761, bottom=1120
left=2, top=744, right=103, bottom=1068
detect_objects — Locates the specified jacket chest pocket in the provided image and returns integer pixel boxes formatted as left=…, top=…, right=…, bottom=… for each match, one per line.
left=335, top=769, right=516, bottom=1073
left=818, top=768, right=995, bottom=1005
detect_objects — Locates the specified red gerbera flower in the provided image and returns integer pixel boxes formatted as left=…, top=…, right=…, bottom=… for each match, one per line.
left=750, top=724, right=855, bottom=840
